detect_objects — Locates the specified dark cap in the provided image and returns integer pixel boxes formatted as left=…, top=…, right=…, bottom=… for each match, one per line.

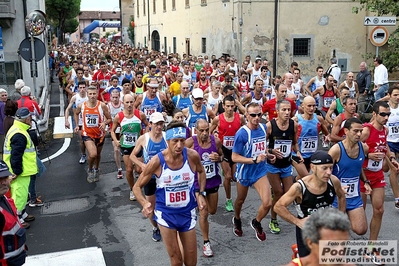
left=121, top=78, right=130, bottom=86
left=0, top=161, right=12, bottom=178
left=310, top=151, right=333, bottom=165
left=15, top=107, right=31, bottom=119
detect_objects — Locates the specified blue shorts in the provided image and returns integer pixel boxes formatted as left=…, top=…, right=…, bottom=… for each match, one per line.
left=266, top=164, right=292, bottom=178
left=333, top=196, right=363, bottom=211
left=388, top=142, right=399, bottom=154
left=154, top=208, right=197, bottom=232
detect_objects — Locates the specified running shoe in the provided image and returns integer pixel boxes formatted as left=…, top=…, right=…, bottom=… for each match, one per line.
left=87, top=169, right=95, bottom=183
left=152, top=227, right=161, bottom=242
left=251, top=219, right=266, bottom=241
left=269, top=219, right=281, bottom=234
left=395, top=201, right=399, bottom=210
left=29, top=198, right=44, bottom=207
left=232, top=217, right=243, bottom=237
left=203, top=242, right=214, bottom=257
left=93, top=169, right=99, bottom=182
left=130, top=191, right=136, bottom=201
left=79, top=154, right=87, bottom=164
left=322, top=140, right=329, bottom=148
left=117, top=169, right=123, bottom=179
left=225, top=199, right=234, bottom=212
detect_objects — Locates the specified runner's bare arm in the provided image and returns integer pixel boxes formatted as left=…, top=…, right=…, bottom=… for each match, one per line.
left=274, top=183, right=304, bottom=227
left=331, top=175, right=346, bottom=213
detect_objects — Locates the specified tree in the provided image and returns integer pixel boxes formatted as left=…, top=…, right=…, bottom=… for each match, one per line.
left=127, top=16, right=135, bottom=46
left=64, top=18, right=79, bottom=35
left=45, top=0, right=81, bottom=44
left=353, top=0, right=399, bottom=72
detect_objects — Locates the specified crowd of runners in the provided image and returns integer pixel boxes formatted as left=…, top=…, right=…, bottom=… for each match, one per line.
left=54, top=41, right=399, bottom=266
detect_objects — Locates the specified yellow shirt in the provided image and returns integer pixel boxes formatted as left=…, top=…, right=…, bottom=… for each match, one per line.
left=142, top=73, right=159, bottom=84
left=170, top=81, right=181, bottom=97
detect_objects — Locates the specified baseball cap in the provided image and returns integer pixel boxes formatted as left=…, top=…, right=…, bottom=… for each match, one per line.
left=192, top=88, right=204, bottom=99
left=121, top=78, right=130, bottom=86
left=15, top=107, right=31, bottom=119
left=0, top=161, right=12, bottom=178
left=310, top=151, right=333, bottom=165
left=15, top=79, right=25, bottom=90
left=150, top=112, right=164, bottom=123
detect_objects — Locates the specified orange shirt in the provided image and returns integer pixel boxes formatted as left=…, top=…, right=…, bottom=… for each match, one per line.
left=82, top=101, right=104, bottom=138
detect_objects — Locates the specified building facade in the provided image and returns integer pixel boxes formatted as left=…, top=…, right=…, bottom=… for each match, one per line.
left=0, top=0, right=49, bottom=94
left=131, top=0, right=397, bottom=79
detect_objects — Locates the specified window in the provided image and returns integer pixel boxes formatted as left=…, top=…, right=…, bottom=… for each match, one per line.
left=172, top=0, right=176, bottom=10
left=185, top=0, right=189, bottom=8
left=137, top=0, right=139, bottom=17
left=0, top=62, right=22, bottom=85
left=163, top=0, right=166, bottom=11
left=153, top=0, right=156, bottom=13
left=143, top=0, right=146, bottom=16
left=201, top=0, right=207, bottom=5
left=293, top=38, right=311, bottom=57
left=144, top=36, right=147, bottom=47
left=164, top=37, right=167, bottom=54
left=201, top=38, right=206, bottom=53
left=173, top=37, right=177, bottom=54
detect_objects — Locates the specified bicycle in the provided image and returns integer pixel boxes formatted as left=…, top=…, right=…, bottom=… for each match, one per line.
left=357, top=93, right=375, bottom=122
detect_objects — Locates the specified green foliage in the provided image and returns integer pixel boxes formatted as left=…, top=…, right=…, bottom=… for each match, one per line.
left=353, top=0, right=399, bottom=73
left=64, top=18, right=79, bottom=34
left=127, top=16, right=135, bottom=46
left=45, top=0, right=81, bottom=43
left=380, top=29, right=399, bottom=73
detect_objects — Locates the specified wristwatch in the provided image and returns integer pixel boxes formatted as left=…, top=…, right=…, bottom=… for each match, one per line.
left=199, top=191, right=207, bottom=197
left=252, top=155, right=258, bottom=164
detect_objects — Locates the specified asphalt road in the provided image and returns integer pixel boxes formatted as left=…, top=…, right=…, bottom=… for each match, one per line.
left=26, top=82, right=399, bottom=266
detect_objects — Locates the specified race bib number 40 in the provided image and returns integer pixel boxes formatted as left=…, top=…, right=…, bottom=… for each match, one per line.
left=85, top=114, right=99, bottom=128
left=165, top=186, right=189, bottom=208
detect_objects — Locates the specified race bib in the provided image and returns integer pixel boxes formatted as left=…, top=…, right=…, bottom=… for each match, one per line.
left=251, top=137, right=266, bottom=157
left=85, top=114, right=99, bottom=128
left=301, top=137, right=318, bottom=153
left=223, top=136, right=235, bottom=149
left=366, top=159, right=382, bottom=172
left=323, top=97, right=334, bottom=108
left=274, top=139, right=292, bottom=158
left=144, top=107, right=157, bottom=118
left=191, top=127, right=197, bottom=136
left=123, top=132, right=138, bottom=146
left=388, top=122, right=399, bottom=139
left=100, top=79, right=109, bottom=89
left=341, top=177, right=359, bottom=198
left=165, top=186, right=189, bottom=208
left=204, top=162, right=216, bottom=179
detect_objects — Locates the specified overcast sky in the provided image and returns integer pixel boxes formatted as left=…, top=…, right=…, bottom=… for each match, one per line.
left=80, top=0, right=120, bottom=11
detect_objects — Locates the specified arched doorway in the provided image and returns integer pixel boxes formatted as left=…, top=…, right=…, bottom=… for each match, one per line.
left=151, top=30, right=160, bottom=51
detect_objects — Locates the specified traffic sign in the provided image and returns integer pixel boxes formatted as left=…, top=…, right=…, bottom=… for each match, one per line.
left=18, top=37, right=46, bottom=62
left=370, top=26, right=389, bottom=47
left=364, top=16, right=397, bottom=26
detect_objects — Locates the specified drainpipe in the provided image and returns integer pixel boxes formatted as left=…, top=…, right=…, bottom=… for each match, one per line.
left=273, top=0, right=278, bottom=77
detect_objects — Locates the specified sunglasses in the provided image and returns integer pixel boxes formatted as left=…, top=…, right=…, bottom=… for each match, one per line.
left=378, top=112, right=391, bottom=117
left=248, top=113, right=262, bottom=117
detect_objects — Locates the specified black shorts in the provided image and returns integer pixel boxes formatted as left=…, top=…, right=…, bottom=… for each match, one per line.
left=292, top=156, right=311, bottom=170
left=82, top=135, right=105, bottom=147
left=121, top=147, right=143, bottom=157
left=205, top=186, right=219, bottom=195
left=144, top=178, right=156, bottom=196
left=222, top=146, right=234, bottom=165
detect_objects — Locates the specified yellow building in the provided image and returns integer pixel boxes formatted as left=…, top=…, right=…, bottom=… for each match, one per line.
left=130, top=0, right=397, bottom=77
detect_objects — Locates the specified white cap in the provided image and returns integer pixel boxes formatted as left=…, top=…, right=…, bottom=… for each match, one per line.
left=192, top=88, right=203, bottom=99
left=21, top=86, right=31, bottom=96
left=150, top=112, right=164, bottom=123
left=15, top=79, right=25, bottom=90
